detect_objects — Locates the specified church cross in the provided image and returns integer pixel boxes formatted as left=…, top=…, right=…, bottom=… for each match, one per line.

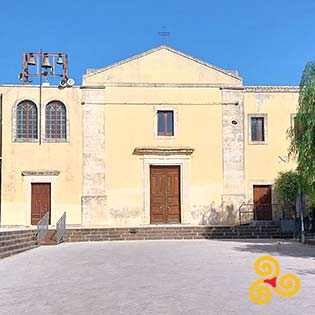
left=158, top=27, right=170, bottom=45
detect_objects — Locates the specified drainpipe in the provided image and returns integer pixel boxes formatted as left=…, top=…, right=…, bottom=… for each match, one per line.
left=0, top=93, right=2, bottom=226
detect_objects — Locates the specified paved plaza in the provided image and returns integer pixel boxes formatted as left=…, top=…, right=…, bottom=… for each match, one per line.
left=0, top=239, right=314, bottom=315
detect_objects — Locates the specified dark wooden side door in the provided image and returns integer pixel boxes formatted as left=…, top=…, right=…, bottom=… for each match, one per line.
left=150, top=166, right=180, bottom=224
left=31, top=183, right=51, bottom=225
left=253, top=185, right=272, bottom=221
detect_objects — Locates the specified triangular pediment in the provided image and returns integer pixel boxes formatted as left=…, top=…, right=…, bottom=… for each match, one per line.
left=83, top=46, right=242, bottom=86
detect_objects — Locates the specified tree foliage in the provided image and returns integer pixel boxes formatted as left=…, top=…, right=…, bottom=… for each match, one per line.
left=274, top=171, right=299, bottom=207
left=288, top=61, right=315, bottom=197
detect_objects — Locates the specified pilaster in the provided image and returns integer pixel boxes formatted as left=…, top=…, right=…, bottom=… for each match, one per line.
left=81, top=86, right=107, bottom=225
left=221, top=88, right=245, bottom=224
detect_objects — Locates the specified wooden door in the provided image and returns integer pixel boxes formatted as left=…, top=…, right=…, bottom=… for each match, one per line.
left=31, top=183, right=51, bottom=225
left=150, top=166, right=180, bottom=224
left=150, top=167, right=165, bottom=223
left=253, top=185, right=272, bottom=221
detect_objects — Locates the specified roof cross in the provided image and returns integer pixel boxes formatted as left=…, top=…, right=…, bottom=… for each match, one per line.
left=158, top=27, right=170, bottom=45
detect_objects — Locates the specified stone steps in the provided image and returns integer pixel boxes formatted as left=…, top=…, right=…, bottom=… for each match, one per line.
left=0, top=230, right=37, bottom=259
left=0, top=245, right=37, bottom=259
left=0, top=230, right=36, bottom=239
left=0, top=235, right=37, bottom=247
left=65, top=226, right=293, bottom=242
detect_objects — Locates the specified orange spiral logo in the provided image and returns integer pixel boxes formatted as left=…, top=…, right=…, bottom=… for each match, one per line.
left=249, top=256, right=300, bottom=304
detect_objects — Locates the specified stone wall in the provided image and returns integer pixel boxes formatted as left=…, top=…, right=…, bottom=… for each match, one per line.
left=81, top=87, right=107, bottom=225
left=221, top=88, right=246, bottom=224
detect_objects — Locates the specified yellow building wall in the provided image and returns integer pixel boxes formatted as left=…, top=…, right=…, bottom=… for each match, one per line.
left=0, top=47, right=302, bottom=227
left=244, top=92, right=298, bottom=204
left=103, top=87, right=224, bottom=225
left=0, top=86, right=82, bottom=226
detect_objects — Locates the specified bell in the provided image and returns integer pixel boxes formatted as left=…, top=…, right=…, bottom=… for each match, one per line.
left=27, top=53, right=36, bottom=66
left=41, top=54, right=52, bottom=68
left=56, top=54, right=63, bottom=65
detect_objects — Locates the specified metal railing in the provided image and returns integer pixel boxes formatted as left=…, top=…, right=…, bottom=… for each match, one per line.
left=56, top=212, right=66, bottom=243
left=36, top=211, right=50, bottom=241
left=238, top=203, right=285, bottom=225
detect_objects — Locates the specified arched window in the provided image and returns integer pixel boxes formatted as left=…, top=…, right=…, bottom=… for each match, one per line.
left=16, top=100, right=38, bottom=140
left=45, top=101, right=67, bottom=140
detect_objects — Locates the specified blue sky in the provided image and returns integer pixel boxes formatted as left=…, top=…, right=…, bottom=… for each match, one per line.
left=1, top=0, right=315, bottom=86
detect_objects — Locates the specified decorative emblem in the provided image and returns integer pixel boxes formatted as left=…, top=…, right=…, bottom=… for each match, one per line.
left=249, top=256, right=300, bottom=304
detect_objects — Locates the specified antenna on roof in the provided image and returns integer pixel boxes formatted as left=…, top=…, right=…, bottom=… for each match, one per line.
left=158, top=26, right=170, bottom=45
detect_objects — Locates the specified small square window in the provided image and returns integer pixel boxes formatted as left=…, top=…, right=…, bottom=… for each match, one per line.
left=251, top=117, right=265, bottom=142
left=157, top=111, right=174, bottom=136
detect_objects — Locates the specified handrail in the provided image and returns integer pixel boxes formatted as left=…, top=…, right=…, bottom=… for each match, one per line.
left=56, top=212, right=66, bottom=243
left=239, top=203, right=253, bottom=225
left=36, top=211, right=50, bottom=241
left=238, top=203, right=283, bottom=225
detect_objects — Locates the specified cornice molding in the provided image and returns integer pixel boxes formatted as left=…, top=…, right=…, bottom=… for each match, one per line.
left=22, top=170, right=60, bottom=176
left=244, top=86, right=299, bottom=93
left=103, top=82, right=243, bottom=88
left=80, top=85, right=106, bottom=89
left=133, top=146, right=194, bottom=156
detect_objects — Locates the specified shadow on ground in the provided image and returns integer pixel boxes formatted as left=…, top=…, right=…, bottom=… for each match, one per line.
left=214, top=239, right=315, bottom=259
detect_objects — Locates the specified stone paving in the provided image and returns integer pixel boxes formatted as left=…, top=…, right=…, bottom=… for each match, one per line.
left=0, top=239, right=314, bottom=315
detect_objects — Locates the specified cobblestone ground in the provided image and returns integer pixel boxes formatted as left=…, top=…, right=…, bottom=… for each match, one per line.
left=0, top=239, right=314, bottom=315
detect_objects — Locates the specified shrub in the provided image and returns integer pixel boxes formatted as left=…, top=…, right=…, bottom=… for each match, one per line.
left=274, top=171, right=300, bottom=213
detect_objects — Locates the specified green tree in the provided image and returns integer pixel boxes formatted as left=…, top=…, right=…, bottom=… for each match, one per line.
left=288, top=61, right=315, bottom=212
left=274, top=171, right=299, bottom=216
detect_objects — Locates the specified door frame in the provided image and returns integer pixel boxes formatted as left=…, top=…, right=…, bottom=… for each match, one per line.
left=142, top=156, right=191, bottom=225
left=23, top=174, right=58, bottom=226
left=150, top=165, right=181, bottom=224
left=253, top=184, right=272, bottom=221
left=31, top=182, right=51, bottom=225
left=248, top=180, right=275, bottom=220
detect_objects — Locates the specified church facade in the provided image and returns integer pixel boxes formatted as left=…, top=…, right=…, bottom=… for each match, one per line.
left=0, top=46, right=298, bottom=227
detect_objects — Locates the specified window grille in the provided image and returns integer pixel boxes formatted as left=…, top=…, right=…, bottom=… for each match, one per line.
left=16, top=100, right=38, bottom=140
left=46, top=101, right=66, bottom=140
